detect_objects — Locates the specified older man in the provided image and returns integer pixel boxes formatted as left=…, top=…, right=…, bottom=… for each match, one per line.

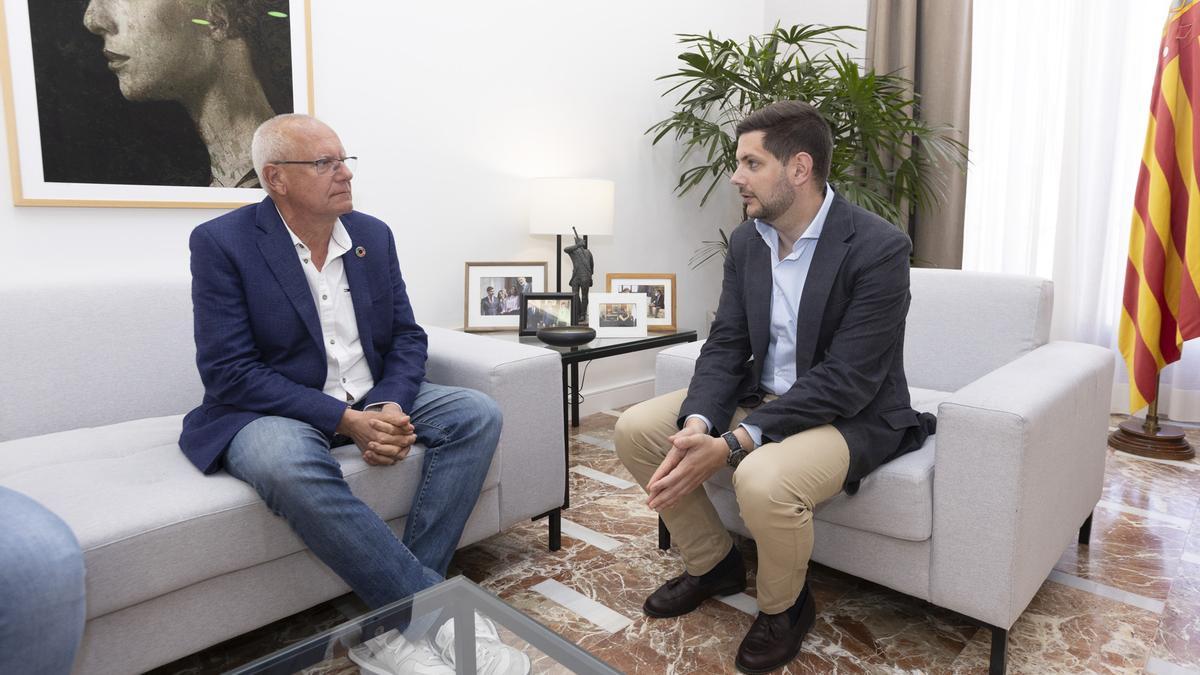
left=180, top=114, right=525, bottom=674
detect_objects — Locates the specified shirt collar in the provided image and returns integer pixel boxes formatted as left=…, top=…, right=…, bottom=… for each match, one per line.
left=277, top=207, right=351, bottom=258
left=754, top=183, right=835, bottom=257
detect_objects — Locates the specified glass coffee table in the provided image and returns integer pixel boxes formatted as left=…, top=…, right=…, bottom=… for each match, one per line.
left=229, top=576, right=619, bottom=674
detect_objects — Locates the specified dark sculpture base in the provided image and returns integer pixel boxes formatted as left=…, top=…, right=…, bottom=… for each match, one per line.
left=1108, top=418, right=1195, bottom=461
left=537, top=326, right=596, bottom=347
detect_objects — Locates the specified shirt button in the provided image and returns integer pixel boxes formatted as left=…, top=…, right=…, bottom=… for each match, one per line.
left=329, top=339, right=335, bottom=345
left=322, top=294, right=328, bottom=300
left=303, top=258, right=309, bottom=264
left=342, top=377, right=347, bottom=383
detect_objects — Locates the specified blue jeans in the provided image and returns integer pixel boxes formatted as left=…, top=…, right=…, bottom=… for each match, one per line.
left=225, top=382, right=502, bottom=609
left=0, top=487, right=87, bottom=675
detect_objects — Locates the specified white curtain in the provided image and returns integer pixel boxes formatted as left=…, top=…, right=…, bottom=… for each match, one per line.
left=963, top=0, right=1200, bottom=422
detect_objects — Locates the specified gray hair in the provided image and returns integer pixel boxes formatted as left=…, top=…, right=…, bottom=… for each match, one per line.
left=251, top=113, right=325, bottom=187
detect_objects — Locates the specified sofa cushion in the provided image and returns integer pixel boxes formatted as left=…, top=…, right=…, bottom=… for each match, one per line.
left=905, top=269, right=1052, bottom=392
left=0, top=415, right=499, bottom=620
left=707, top=387, right=949, bottom=542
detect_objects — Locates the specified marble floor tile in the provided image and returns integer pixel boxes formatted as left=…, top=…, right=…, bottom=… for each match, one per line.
left=572, top=423, right=617, bottom=445
left=572, top=414, right=622, bottom=437
left=557, top=492, right=661, bottom=544
left=568, top=435, right=619, bottom=466
left=1149, top=558, right=1200, bottom=671
left=950, top=577, right=1160, bottom=674
left=805, top=579, right=978, bottom=673
left=1102, top=449, right=1200, bottom=520
left=1054, top=505, right=1188, bottom=601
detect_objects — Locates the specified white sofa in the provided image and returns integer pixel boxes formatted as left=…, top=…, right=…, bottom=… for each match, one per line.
left=654, top=268, right=1114, bottom=674
left=0, top=279, right=565, bottom=675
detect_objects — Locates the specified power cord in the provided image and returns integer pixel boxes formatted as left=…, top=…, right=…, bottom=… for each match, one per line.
left=567, top=360, right=593, bottom=408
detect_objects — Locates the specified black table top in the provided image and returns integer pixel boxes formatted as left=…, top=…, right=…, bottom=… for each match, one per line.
left=486, top=329, right=699, bottom=364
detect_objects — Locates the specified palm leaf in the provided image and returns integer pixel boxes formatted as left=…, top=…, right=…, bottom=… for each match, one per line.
left=647, top=23, right=968, bottom=264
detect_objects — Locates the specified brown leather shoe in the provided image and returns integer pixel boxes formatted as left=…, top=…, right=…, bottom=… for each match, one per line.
left=734, top=583, right=816, bottom=674
left=643, top=549, right=746, bottom=618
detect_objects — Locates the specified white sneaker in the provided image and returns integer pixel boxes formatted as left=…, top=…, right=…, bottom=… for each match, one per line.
left=348, top=629, right=455, bottom=675
left=434, top=613, right=532, bottom=675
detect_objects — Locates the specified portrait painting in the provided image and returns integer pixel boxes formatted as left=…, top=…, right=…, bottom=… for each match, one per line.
left=588, top=292, right=648, bottom=338
left=518, top=292, right=575, bottom=337
left=0, top=0, right=313, bottom=206
left=606, top=273, right=677, bottom=331
left=464, top=261, right=548, bottom=332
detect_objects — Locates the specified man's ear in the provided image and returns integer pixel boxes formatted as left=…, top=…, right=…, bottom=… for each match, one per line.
left=263, top=165, right=287, bottom=195
left=789, top=152, right=814, bottom=187
left=203, top=1, right=232, bottom=42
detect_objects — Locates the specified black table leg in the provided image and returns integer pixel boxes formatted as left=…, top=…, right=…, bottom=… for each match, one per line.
left=570, top=362, right=580, bottom=427
left=548, top=509, right=562, bottom=551
left=561, top=363, right=570, bottom=510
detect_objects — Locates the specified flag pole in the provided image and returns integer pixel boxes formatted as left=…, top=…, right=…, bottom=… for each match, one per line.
left=1108, top=370, right=1195, bottom=460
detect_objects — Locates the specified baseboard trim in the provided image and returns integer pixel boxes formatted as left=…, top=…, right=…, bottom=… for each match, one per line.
left=577, top=378, right=655, bottom=418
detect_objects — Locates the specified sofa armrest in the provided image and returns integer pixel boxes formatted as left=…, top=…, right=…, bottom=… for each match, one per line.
left=655, top=341, right=705, bottom=396
left=424, top=327, right=565, bottom=524
left=929, top=341, right=1114, bottom=629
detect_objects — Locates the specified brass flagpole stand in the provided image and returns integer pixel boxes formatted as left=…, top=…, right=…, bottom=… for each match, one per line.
left=1108, top=373, right=1195, bottom=460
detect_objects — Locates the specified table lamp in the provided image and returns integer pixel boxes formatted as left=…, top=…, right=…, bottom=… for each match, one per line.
left=528, top=178, right=615, bottom=296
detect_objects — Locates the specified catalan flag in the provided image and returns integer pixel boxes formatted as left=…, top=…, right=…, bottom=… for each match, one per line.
left=1119, top=0, right=1200, bottom=412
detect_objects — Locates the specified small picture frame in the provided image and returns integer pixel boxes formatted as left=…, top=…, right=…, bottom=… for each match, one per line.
left=588, top=292, right=648, bottom=338
left=606, top=273, right=677, bottom=332
left=464, top=262, right=548, bottom=332
left=519, top=292, right=576, bottom=337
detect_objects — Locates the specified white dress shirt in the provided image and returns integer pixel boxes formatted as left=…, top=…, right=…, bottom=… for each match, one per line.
left=688, top=185, right=836, bottom=449
left=280, top=213, right=376, bottom=405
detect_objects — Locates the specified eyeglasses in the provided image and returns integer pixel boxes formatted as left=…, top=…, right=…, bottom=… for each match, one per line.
left=271, top=156, right=357, bottom=175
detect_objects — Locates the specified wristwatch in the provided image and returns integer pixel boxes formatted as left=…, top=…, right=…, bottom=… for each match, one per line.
left=722, top=431, right=749, bottom=468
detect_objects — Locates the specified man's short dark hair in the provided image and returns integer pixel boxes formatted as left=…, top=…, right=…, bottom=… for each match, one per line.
left=735, top=101, right=833, bottom=184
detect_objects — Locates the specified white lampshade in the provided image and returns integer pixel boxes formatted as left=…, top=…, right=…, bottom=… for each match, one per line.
left=528, top=178, right=615, bottom=236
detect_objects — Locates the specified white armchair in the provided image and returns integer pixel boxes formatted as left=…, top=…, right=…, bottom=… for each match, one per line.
left=653, top=268, right=1114, bottom=675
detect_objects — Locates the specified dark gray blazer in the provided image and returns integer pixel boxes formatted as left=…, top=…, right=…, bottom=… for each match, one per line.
left=679, top=194, right=935, bottom=493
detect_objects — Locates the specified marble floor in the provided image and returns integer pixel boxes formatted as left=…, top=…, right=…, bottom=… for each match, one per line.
left=152, top=413, right=1200, bottom=675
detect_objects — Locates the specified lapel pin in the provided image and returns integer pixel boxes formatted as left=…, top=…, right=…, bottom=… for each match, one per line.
left=355, top=246, right=366, bottom=258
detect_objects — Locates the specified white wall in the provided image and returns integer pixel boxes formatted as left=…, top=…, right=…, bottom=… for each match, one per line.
left=764, top=0, right=869, bottom=57
left=1, top=1, right=773, bottom=410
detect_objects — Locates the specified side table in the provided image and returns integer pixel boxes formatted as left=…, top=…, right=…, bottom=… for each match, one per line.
left=485, top=330, right=698, bottom=514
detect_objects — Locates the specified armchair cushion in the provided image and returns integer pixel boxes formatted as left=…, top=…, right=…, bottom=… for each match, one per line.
left=704, top=387, right=950, bottom=542
left=0, top=414, right=498, bottom=621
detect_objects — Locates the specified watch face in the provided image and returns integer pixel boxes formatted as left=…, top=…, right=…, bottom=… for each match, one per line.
left=728, top=449, right=747, bottom=468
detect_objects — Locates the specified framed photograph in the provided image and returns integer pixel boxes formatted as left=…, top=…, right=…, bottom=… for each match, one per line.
left=518, top=292, right=575, bottom=337
left=588, top=292, right=648, bottom=338
left=464, top=262, right=548, bottom=332
left=0, top=0, right=313, bottom=207
left=606, top=273, right=677, bottom=332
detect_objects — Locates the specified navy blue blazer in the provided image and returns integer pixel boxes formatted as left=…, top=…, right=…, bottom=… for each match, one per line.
left=680, top=194, right=934, bottom=493
left=179, top=197, right=428, bottom=474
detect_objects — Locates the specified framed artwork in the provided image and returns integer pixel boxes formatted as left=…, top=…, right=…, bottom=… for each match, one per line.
left=0, top=0, right=314, bottom=207
left=518, top=292, right=575, bottom=337
left=606, top=273, right=677, bottom=332
left=588, top=292, right=648, bottom=338
left=464, top=261, right=548, bottom=332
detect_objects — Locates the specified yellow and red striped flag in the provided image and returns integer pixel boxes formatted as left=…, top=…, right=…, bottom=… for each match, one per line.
left=1119, top=0, right=1200, bottom=412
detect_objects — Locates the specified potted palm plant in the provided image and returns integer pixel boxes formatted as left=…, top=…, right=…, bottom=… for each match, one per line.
left=648, top=24, right=967, bottom=267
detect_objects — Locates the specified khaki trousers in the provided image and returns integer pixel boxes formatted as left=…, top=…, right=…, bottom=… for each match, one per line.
left=614, top=389, right=849, bottom=613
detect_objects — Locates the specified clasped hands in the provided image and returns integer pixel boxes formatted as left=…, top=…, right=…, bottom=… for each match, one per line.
left=645, top=418, right=730, bottom=512
left=336, top=403, right=417, bottom=466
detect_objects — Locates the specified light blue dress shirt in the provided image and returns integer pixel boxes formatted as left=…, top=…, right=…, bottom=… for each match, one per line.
left=688, top=185, right=835, bottom=449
